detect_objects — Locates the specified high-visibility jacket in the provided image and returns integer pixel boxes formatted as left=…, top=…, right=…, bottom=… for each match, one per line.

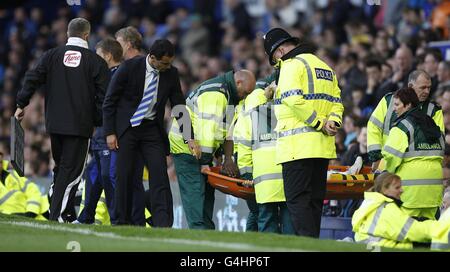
left=0, top=165, right=48, bottom=219
left=169, top=71, right=240, bottom=165
left=352, top=192, right=433, bottom=249
left=274, top=48, right=343, bottom=164
left=235, top=86, right=285, bottom=204
left=431, top=208, right=450, bottom=250
left=95, top=193, right=110, bottom=225
left=367, top=93, right=444, bottom=163
left=231, top=71, right=278, bottom=153
left=382, top=109, right=444, bottom=210
left=0, top=180, right=27, bottom=215
left=228, top=100, right=245, bottom=152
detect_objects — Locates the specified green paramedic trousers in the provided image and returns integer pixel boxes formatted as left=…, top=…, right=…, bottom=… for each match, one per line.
left=172, top=153, right=215, bottom=229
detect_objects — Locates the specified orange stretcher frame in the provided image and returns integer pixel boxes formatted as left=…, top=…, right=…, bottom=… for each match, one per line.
left=202, top=165, right=374, bottom=200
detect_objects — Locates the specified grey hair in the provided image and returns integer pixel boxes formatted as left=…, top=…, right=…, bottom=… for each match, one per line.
left=67, top=18, right=91, bottom=38
left=408, top=70, right=431, bottom=85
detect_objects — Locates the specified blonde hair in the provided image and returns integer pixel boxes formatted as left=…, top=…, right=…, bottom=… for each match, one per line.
left=369, top=172, right=401, bottom=193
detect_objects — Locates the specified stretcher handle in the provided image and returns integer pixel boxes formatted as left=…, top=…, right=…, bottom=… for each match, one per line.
left=327, top=179, right=374, bottom=184
left=201, top=168, right=249, bottom=185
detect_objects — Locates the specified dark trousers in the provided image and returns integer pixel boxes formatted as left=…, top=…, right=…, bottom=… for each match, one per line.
left=115, top=120, right=173, bottom=227
left=78, top=150, right=119, bottom=224
left=258, top=202, right=294, bottom=235
left=245, top=197, right=259, bottom=232
left=282, top=158, right=329, bottom=238
left=49, top=134, right=89, bottom=222
left=130, top=154, right=145, bottom=226
left=77, top=157, right=101, bottom=223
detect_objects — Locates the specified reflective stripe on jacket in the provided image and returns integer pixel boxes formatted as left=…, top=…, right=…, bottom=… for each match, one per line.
left=382, top=112, right=444, bottom=209
left=274, top=53, right=343, bottom=164
left=0, top=181, right=27, bottom=215
left=352, top=192, right=433, bottom=249
left=431, top=208, right=450, bottom=250
left=169, top=71, right=239, bottom=165
left=235, top=89, right=285, bottom=204
left=0, top=166, right=48, bottom=216
left=367, top=93, right=444, bottom=162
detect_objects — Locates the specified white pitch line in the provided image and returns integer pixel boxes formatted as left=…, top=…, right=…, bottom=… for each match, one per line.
left=1, top=221, right=308, bottom=252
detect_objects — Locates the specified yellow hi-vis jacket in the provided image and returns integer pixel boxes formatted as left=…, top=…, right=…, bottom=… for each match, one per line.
left=274, top=50, right=343, bottom=164
left=352, top=192, right=433, bottom=249
left=0, top=163, right=49, bottom=219
left=169, top=71, right=240, bottom=165
left=235, top=87, right=285, bottom=204
left=382, top=110, right=444, bottom=210
left=431, top=208, right=450, bottom=250
left=228, top=100, right=245, bottom=152
left=367, top=93, right=444, bottom=162
left=0, top=179, right=27, bottom=215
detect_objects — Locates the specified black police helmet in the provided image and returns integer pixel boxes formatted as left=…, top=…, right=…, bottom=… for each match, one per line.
left=264, top=28, right=300, bottom=65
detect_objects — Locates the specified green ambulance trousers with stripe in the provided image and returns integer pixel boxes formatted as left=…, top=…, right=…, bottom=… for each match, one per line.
left=173, top=153, right=215, bottom=229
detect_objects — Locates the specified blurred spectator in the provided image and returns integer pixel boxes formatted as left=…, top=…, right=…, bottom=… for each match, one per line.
left=381, top=61, right=394, bottom=82
left=146, top=0, right=172, bottom=25
left=397, top=7, right=422, bottom=44
left=339, top=52, right=366, bottom=103
left=431, top=0, right=450, bottom=39
left=335, top=129, right=347, bottom=162
left=364, top=58, right=385, bottom=106
left=180, top=15, right=209, bottom=68
left=341, top=119, right=370, bottom=167
left=378, top=45, right=414, bottom=95
left=223, top=0, right=253, bottom=40
left=436, top=60, right=450, bottom=100
left=423, top=47, right=443, bottom=97
left=343, top=114, right=359, bottom=149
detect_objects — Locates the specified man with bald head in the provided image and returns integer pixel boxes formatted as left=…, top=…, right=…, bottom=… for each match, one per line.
left=169, top=70, right=256, bottom=229
left=378, top=46, right=414, bottom=98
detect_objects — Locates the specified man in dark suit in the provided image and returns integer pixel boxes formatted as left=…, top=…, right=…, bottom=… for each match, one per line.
left=103, top=39, right=200, bottom=227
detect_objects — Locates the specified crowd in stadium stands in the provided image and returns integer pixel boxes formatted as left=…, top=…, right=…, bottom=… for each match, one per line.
left=1, top=0, right=450, bottom=217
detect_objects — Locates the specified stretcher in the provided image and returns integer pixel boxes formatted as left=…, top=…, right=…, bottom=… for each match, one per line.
left=202, top=165, right=374, bottom=200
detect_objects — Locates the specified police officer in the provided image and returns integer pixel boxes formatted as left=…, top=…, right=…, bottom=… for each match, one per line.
left=15, top=18, right=110, bottom=222
left=263, top=28, right=344, bottom=238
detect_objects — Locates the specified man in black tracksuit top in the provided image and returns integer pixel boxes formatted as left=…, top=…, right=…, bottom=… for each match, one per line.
left=15, top=18, right=110, bottom=222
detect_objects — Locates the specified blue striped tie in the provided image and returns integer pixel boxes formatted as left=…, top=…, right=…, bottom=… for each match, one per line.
left=130, top=70, right=158, bottom=127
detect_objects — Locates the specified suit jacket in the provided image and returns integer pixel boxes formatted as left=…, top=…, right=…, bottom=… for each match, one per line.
left=103, top=56, right=191, bottom=155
